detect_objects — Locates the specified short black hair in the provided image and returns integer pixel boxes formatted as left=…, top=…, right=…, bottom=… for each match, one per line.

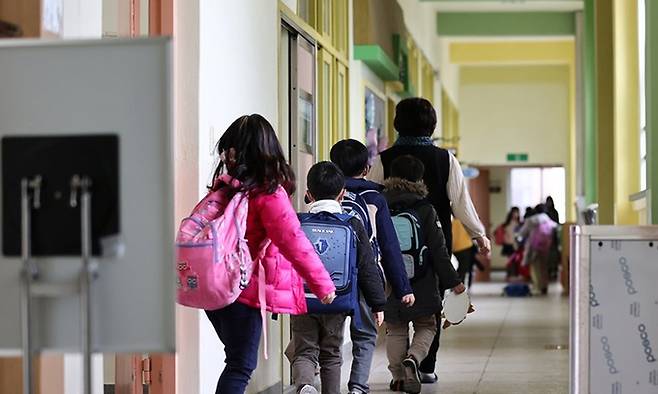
left=330, top=139, right=369, bottom=177
left=390, top=155, right=425, bottom=182
left=307, top=161, right=345, bottom=200
left=394, top=97, right=437, bottom=137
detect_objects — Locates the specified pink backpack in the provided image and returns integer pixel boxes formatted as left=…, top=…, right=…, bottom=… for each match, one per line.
left=175, top=185, right=269, bottom=311
left=529, top=220, right=555, bottom=255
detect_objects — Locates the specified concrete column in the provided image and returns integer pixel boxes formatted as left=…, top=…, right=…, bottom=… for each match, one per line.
left=646, top=0, right=658, bottom=223
left=173, top=1, right=200, bottom=393
left=583, top=0, right=597, bottom=205
left=595, top=0, right=615, bottom=224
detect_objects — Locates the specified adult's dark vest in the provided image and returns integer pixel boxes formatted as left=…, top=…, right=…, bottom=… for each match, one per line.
left=380, top=145, right=453, bottom=254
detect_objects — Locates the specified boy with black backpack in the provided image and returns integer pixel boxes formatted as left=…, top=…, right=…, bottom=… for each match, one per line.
left=382, top=155, right=465, bottom=394
left=290, top=161, right=386, bottom=394
left=330, top=139, right=415, bottom=394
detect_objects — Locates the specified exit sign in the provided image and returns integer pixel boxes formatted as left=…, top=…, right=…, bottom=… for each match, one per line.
left=507, top=153, right=529, bottom=162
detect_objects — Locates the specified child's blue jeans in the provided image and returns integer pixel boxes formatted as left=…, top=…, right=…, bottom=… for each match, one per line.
left=205, top=302, right=262, bottom=394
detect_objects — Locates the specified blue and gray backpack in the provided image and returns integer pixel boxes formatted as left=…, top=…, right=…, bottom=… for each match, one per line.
left=390, top=203, right=429, bottom=283
left=298, top=211, right=361, bottom=325
left=341, top=190, right=384, bottom=282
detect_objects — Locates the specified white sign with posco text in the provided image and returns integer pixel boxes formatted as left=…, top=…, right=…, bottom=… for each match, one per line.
left=590, top=240, right=658, bottom=393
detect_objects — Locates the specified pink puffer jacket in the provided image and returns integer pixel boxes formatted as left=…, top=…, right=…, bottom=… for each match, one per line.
left=236, top=186, right=335, bottom=314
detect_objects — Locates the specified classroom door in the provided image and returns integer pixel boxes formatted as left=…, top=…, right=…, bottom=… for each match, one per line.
left=278, top=19, right=317, bottom=390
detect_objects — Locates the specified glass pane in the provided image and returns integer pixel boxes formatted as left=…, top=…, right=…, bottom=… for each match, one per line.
left=323, top=0, right=331, bottom=36
left=297, top=39, right=314, bottom=153
left=298, top=0, right=310, bottom=23
left=541, top=167, right=566, bottom=222
left=299, top=93, right=313, bottom=152
left=641, top=159, right=647, bottom=191
left=639, top=0, right=646, bottom=128
left=323, top=62, right=330, bottom=136
left=510, top=168, right=542, bottom=213
left=338, top=72, right=345, bottom=137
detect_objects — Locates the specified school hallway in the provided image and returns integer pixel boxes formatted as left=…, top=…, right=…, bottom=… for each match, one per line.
left=343, top=276, right=569, bottom=394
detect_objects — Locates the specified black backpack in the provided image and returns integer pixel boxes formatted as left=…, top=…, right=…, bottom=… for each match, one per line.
left=390, top=202, right=429, bottom=283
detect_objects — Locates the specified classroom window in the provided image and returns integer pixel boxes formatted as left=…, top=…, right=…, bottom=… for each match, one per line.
left=510, top=167, right=566, bottom=221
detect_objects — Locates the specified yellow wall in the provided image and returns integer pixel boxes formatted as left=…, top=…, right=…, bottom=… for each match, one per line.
left=459, top=65, right=571, bottom=167
left=613, top=0, right=641, bottom=224
left=450, top=40, right=576, bottom=221
left=451, top=40, right=574, bottom=66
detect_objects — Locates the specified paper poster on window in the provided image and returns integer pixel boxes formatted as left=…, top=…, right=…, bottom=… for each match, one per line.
left=365, top=88, right=386, bottom=165
left=42, top=0, right=63, bottom=36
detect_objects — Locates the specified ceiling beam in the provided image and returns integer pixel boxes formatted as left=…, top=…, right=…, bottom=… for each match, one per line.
left=437, top=12, right=576, bottom=36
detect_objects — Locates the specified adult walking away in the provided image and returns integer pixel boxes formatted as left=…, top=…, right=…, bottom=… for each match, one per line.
left=369, top=97, right=490, bottom=384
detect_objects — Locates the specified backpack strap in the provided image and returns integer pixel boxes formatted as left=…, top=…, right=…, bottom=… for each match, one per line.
left=255, top=238, right=271, bottom=359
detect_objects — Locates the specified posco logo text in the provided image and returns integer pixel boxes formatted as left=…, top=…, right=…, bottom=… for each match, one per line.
left=618, top=257, right=638, bottom=295
left=590, top=285, right=599, bottom=307
left=638, top=324, right=657, bottom=363
left=601, top=336, right=620, bottom=374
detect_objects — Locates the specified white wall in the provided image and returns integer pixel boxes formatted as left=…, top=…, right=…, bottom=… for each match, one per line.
left=436, top=37, right=460, bottom=104
left=348, top=62, right=387, bottom=142
left=196, top=1, right=282, bottom=393
left=62, top=0, right=103, bottom=38
left=459, top=65, right=570, bottom=166
left=397, top=0, right=439, bottom=68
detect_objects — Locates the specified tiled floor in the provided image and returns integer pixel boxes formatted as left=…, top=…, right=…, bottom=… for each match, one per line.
left=342, top=279, right=570, bottom=393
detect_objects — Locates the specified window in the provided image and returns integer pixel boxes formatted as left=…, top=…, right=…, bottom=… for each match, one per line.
left=510, top=167, right=566, bottom=221
left=639, top=0, right=647, bottom=190
left=336, top=62, right=348, bottom=143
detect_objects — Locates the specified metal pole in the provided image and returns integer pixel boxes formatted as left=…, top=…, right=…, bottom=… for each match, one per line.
left=79, top=177, right=93, bottom=394
left=20, top=178, right=34, bottom=394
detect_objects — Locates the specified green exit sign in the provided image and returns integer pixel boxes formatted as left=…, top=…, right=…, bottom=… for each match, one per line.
left=507, top=153, right=529, bottom=162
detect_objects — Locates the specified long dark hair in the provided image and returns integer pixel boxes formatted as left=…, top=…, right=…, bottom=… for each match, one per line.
left=503, top=206, right=520, bottom=226
left=210, top=114, right=295, bottom=195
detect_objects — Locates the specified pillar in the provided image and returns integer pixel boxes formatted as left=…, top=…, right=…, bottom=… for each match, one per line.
left=583, top=0, right=597, bottom=206
left=613, top=0, right=640, bottom=224
left=646, top=0, right=658, bottom=223
left=595, top=0, right=615, bottom=224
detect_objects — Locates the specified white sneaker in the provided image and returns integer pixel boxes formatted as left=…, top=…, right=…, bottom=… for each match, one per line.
left=299, top=384, right=318, bottom=394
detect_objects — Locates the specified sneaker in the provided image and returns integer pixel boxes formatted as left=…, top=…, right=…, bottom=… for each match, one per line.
left=402, top=357, right=421, bottom=394
left=298, top=384, right=318, bottom=394
left=420, top=371, right=438, bottom=384
left=389, top=379, right=405, bottom=392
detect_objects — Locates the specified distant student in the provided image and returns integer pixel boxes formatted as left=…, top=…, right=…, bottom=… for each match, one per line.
left=330, top=139, right=415, bottom=394
left=382, top=155, right=465, bottom=394
left=452, top=218, right=477, bottom=288
left=518, top=204, right=557, bottom=295
left=201, top=115, right=336, bottom=394
left=290, top=161, right=386, bottom=394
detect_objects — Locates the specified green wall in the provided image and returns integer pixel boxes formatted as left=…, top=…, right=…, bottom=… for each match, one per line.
left=437, top=12, right=575, bottom=36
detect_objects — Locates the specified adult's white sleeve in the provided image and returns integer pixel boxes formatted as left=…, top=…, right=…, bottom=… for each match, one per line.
left=447, top=154, right=486, bottom=239
left=368, top=155, right=385, bottom=184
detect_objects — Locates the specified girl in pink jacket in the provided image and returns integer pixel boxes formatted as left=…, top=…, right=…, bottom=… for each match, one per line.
left=205, top=114, right=336, bottom=394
